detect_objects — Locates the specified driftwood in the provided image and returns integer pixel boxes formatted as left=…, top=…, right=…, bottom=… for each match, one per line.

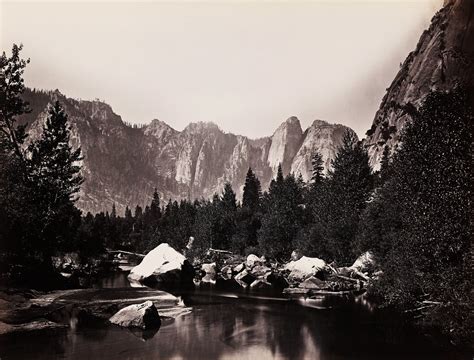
left=207, top=248, right=233, bottom=255
left=335, top=274, right=363, bottom=284
left=107, top=250, right=145, bottom=258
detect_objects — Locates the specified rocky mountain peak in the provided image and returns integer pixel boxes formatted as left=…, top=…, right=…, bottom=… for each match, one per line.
left=268, top=116, right=304, bottom=174
left=290, top=120, right=353, bottom=182
left=311, top=119, right=330, bottom=128
left=21, top=89, right=356, bottom=214
left=184, top=121, right=220, bottom=132
left=144, top=119, right=178, bottom=139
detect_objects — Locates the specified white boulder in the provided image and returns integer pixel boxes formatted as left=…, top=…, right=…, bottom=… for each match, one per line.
left=284, top=256, right=326, bottom=281
left=200, top=262, right=217, bottom=284
left=246, top=254, right=265, bottom=268
left=128, top=243, right=189, bottom=285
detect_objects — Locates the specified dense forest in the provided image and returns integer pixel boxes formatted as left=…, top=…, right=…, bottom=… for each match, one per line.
left=0, top=45, right=471, bottom=344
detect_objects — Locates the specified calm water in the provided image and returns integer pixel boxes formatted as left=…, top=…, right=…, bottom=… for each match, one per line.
left=0, top=272, right=468, bottom=360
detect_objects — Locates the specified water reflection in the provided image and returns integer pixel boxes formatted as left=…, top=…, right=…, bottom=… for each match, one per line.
left=0, top=272, right=467, bottom=360
left=0, top=293, right=465, bottom=360
left=92, top=271, right=131, bottom=289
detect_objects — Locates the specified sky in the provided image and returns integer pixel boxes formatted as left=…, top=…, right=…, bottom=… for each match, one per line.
left=1, top=0, right=442, bottom=139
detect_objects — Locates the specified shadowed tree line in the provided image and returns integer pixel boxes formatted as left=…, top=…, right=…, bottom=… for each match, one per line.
left=0, top=45, right=471, bottom=344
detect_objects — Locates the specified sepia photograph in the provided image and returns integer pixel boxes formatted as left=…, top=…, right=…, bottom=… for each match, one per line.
left=0, top=0, right=472, bottom=359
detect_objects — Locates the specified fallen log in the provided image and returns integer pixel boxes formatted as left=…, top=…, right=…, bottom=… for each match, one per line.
left=106, top=250, right=146, bottom=257
left=207, top=248, right=233, bottom=254
left=335, top=274, right=364, bottom=284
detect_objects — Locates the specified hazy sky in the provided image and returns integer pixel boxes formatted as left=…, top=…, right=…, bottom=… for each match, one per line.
left=1, top=0, right=442, bottom=138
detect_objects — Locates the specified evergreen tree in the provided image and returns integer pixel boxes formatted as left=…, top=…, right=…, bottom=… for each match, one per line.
left=134, top=205, right=143, bottom=218
left=28, top=101, right=83, bottom=254
left=259, top=172, right=305, bottom=259
left=0, top=44, right=30, bottom=163
left=242, top=167, right=262, bottom=211
left=364, top=89, right=472, bottom=342
left=311, top=152, right=324, bottom=185
left=0, top=44, right=36, bottom=259
left=221, top=182, right=237, bottom=211
left=124, top=206, right=132, bottom=219
left=318, top=130, right=373, bottom=263
left=111, top=203, right=117, bottom=219
left=150, top=188, right=161, bottom=221
left=233, top=168, right=263, bottom=254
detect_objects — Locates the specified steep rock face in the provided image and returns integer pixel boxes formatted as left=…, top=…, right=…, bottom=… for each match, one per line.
left=267, top=116, right=304, bottom=174
left=364, top=0, right=474, bottom=169
left=291, top=120, right=354, bottom=182
left=21, top=90, right=353, bottom=214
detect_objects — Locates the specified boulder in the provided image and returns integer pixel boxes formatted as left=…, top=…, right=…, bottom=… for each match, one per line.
left=128, top=243, right=194, bottom=287
left=250, top=265, right=272, bottom=278
left=299, top=276, right=326, bottom=290
left=234, top=270, right=256, bottom=288
left=109, top=301, right=161, bottom=330
left=200, top=263, right=217, bottom=284
left=220, top=265, right=233, bottom=280
left=284, top=256, right=326, bottom=282
left=233, top=263, right=245, bottom=273
left=246, top=254, right=265, bottom=269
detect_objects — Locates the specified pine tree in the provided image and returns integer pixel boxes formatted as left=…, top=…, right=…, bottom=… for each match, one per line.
left=311, top=152, right=324, bottom=185
left=28, top=101, right=83, bottom=254
left=134, top=205, right=143, bottom=218
left=221, top=182, right=237, bottom=211
left=365, top=89, right=472, bottom=342
left=124, top=206, right=132, bottom=219
left=0, top=44, right=30, bottom=163
left=259, top=172, right=305, bottom=259
left=0, top=45, right=33, bottom=258
left=111, top=203, right=117, bottom=219
left=242, top=167, right=262, bottom=211
left=319, top=129, right=373, bottom=263
left=233, top=168, right=263, bottom=254
left=150, top=188, right=161, bottom=221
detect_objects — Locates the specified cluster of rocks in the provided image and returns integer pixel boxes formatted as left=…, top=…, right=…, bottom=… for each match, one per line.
left=129, top=243, right=378, bottom=296
left=196, top=253, right=289, bottom=291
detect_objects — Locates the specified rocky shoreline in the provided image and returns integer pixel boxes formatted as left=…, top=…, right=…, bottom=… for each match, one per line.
left=127, top=243, right=378, bottom=298
left=0, top=244, right=378, bottom=337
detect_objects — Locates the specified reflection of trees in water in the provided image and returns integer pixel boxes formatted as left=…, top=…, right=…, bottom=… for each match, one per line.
left=0, top=295, right=455, bottom=360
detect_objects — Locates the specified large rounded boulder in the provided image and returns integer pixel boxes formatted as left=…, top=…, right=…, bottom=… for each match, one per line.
left=109, top=301, right=161, bottom=330
left=128, top=243, right=194, bottom=288
left=284, top=256, right=326, bottom=282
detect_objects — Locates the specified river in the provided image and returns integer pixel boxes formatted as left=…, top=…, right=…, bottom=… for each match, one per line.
left=0, top=272, right=468, bottom=360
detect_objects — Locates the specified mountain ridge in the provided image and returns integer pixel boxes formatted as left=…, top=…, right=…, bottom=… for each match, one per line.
left=21, top=88, right=355, bottom=214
